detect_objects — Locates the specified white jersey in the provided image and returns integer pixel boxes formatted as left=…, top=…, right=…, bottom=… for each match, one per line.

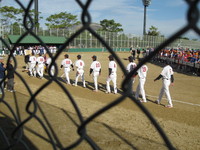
left=75, top=59, right=85, bottom=70
left=61, top=58, right=72, bottom=68
left=126, top=62, right=137, bottom=72
left=109, top=61, right=117, bottom=73
left=29, top=56, right=37, bottom=64
left=90, top=61, right=101, bottom=72
left=161, top=65, right=173, bottom=80
left=36, top=56, right=45, bottom=65
left=46, top=57, right=52, bottom=66
left=137, top=65, right=148, bottom=79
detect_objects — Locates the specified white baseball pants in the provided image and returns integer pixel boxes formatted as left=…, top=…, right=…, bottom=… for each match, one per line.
left=135, top=78, right=146, bottom=102
left=106, top=73, right=117, bottom=93
left=93, top=72, right=100, bottom=90
left=158, top=79, right=173, bottom=106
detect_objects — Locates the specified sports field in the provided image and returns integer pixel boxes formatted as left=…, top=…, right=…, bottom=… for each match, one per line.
left=0, top=51, right=200, bottom=150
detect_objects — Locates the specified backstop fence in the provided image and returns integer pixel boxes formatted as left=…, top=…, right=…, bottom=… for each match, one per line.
left=1, top=24, right=200, bottom=50
left=0, top=0, right=199, bottom=150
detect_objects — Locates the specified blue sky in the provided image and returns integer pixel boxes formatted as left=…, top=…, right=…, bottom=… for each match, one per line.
left=1, top=0, right=199, bottom=39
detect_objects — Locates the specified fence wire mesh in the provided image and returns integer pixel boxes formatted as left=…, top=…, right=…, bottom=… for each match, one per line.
left=0, top=0, right=199, bottom=150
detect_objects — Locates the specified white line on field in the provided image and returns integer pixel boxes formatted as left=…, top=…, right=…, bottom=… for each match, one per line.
left=146, top=94, right=200, bottom=107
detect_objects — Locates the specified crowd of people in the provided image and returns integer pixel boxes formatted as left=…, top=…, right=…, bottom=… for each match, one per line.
left=130, top=47, right=200, bottom=76
left=0, top=45, right=199, bottom=108
left=152, top=48, right=200, bottom=76
left=17, top=48, right=174, bottom=108
left=1, top=45, right=57, bottom=56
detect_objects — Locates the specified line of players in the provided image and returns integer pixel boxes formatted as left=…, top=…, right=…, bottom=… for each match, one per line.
left=27, top=52, right=174, bottom=108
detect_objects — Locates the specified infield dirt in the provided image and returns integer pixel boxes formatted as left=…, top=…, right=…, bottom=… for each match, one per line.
left=0, top=52, right=200, bottom=150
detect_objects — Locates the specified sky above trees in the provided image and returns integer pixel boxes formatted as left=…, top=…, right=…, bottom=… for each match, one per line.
left=1, top=0, right=199, bottom=40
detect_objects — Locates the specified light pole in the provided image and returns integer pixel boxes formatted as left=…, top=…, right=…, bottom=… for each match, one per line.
left=35, top=0, right=39, bottom=34
left=0, top=1, right=2, bottom=50
left=142, top=0, right=151, bottom=35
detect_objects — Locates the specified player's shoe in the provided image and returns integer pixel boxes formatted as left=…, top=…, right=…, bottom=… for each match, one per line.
left=165, top=105, right=173, bottom=108
left=105, top=91, right=110, bottom=94
left=66, top=82, right=71, bottom=85
left=93, top=89, right=98, bottom=92
left=155, top=100, right=160, bottom=105
left=72, top=83, right=77, bottom=86
left=140, top=100, right=147, bottom=103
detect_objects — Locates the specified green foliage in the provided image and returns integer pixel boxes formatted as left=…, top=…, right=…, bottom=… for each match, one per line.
left=98, top=19, right=123, bottom=32
left=0, top=6, right=43, bottom=28
left=192, top=39, right=198, bottom=41
left=180, top=36, right=189, bottom=40
left=0, top=6, right=23, bottom=25
left=147, top=25, right=160, bottom=36
left=45, top=11, right=80, bottom=29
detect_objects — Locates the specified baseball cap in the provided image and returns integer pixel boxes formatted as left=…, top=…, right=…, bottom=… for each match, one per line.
left=77, top=55, right=81, bottom=59
left=65, top=54, right=69, bottom=58
left=128, top=56, right=134, bottom=61
left=92, top=55, right=97, bottom=59
left=108, top=55, right=113, bottom=59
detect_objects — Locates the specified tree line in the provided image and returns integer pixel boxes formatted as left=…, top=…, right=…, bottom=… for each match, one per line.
left=0, top=6, right=197, bottom=41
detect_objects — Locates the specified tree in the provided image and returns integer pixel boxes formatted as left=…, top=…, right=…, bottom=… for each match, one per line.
left=98, top=19, right=123, bottom=32
left=0, top=6, right=43, bottom=27
left=0, top=6, right=23, bottom=25
left=45, top=12, right=80, bottom=29
left=180, top=36, right=189, bottom=40
left=147, top=25, right=160, bottom=36
left=192, top=39, right=198, bottom=41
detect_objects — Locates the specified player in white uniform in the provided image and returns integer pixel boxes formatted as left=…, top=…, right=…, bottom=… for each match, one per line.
left=89, top=55, right=101, bottom=92
left=29, top=52, right=37, bottom=77
left=154, top=64, right=174, bottom=108
left=60, top=54, right=74, bottom=84
left=73, top=55, right=86, bottom=87
left=36, top=54, right=45, bottom=79
left=135, top=63, right=148, bottom=102
left=106, top=55, right=117, bottom=94
left=46, top=54, right=55, bottom=77
left=126, top=56, right=137, bottom=92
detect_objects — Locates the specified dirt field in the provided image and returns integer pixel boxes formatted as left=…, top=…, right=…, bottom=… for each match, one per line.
left=0, top=52, right=200, bottom=150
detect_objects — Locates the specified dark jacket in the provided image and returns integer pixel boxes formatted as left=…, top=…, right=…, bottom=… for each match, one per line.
left=7, top=63, right=14, bottom=79
left=0, top=63, right=6, bottom=79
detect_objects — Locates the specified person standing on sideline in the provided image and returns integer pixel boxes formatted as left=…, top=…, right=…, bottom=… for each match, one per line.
left=29, top=52, right=37, bottom=77
left=129, top=46, right=136, bottom=60
left=89, top=55, right=101, bottom=92
left=46, top=54, right=55, bottom=77
left=135, top=61, right=148, bottom=102
left=24, top=47, right=31, bottom=71
left=60, top=54, right=74, bottom=84
left=73, top=55, right=86, bottom=87
left=106, top=55, right=117, bottom=94
left=126, top=56, right=137, bottom=92
left=154, top=64, right=174, bottom=108
left=36, top=53, right=45, bottom=79
left=0, top=57, right=6, bottom=94
left=6, top=58, right=15, bottom=92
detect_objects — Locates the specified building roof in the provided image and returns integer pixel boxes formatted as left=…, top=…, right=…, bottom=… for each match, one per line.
left=8, top=35, right=67, bottom=44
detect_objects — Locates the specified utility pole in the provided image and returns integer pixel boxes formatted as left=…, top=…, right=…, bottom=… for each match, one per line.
left=142, top=0, right=151, bottom=35
left=0, top=0, right=2, bottom=50
left=35, top=0, right=39, bottom=34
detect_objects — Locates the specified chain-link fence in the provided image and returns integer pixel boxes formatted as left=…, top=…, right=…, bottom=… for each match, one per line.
left=0, top=0, right=199, bottom=150
left=2, top=24, right=200, bottom=49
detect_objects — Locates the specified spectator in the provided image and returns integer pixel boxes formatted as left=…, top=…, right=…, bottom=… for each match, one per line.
left=6, top=58, right=15, bottom=92
left=0, top=57, right=6, bottom=94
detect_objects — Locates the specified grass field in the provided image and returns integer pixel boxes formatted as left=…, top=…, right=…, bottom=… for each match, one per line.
left=0, top=51, right=200, bottom=150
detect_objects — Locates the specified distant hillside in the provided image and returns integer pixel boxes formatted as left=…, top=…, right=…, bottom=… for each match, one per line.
left=70, top=23, right=102, bottom=31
